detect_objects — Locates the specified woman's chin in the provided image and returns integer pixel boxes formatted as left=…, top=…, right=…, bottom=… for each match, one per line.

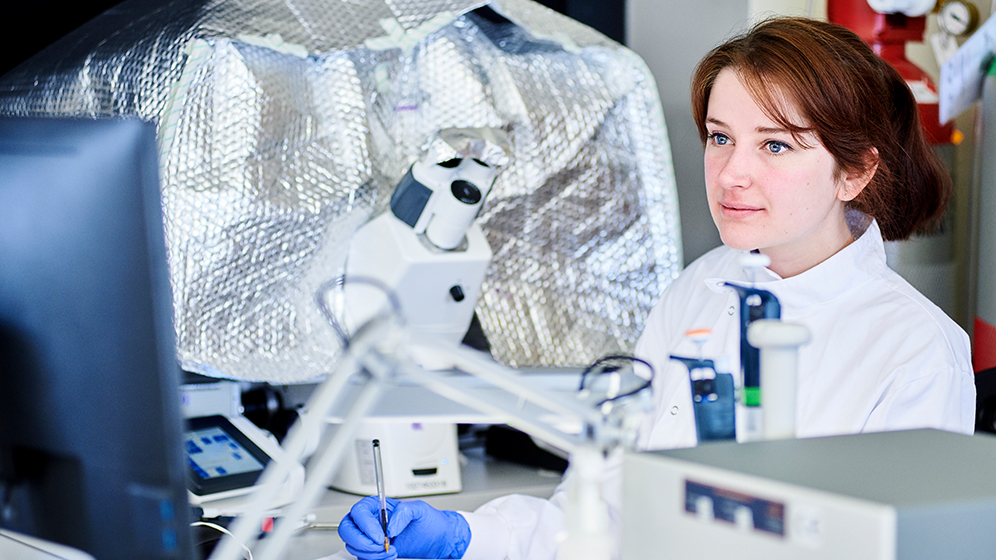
left=718, top=233, right=759, bottom=252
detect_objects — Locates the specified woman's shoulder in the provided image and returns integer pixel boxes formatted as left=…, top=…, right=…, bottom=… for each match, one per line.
left=875, top=266, right=963, bottom=329
left=857, top=265, right=970, bottom=366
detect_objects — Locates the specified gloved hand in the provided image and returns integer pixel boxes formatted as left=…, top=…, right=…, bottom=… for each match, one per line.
left=387, top=499, right=471, bottom=559
left=339, top=496, right=395, bottom=560
left=338, top=496, right=471, bottom=560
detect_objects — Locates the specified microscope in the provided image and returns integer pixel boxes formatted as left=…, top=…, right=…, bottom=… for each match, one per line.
left=341, top=129, right=505, bottom=357
left=333, top=128, right=507, bottom=497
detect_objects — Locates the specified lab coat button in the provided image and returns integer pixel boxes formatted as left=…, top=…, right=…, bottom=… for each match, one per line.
left=670, top=406, right=679, bottom=415
left=728, top=306, right=736, bottom=315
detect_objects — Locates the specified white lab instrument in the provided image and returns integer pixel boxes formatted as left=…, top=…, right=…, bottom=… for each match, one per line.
left=937, top=0, right=979, bottom=37
left=333, top=129, right=498, bottom=499
left=623, top=429, right=996, bottom=560
left=179, top=380, right=305, bottom=518
left=186, top=414, right=305, bottom=518
left=342, top=129, right=504, bottom=359
left=329, top=421, right=462, bottom=497
left=732, top=252, right=811, bottom=442
left=393, top=150, right=498, bottom=251
left=342, top=211, right=492, bottom=352
left=729, top=252, right=785, bottom=443
left=180, top=379, right=242, bottom=419
left=746, top=319, right=811, bottom=440
left=209, top=126, right=639, bottom=560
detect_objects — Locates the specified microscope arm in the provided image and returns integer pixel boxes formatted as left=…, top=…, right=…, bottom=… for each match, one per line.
left=210, top=319, right=632, bottom=560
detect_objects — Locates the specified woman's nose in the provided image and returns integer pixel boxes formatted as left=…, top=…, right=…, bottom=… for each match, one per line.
left=713, top=146, right=753, bottom=189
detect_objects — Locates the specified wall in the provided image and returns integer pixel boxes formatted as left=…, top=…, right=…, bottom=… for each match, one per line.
left=627, top=0, right=748, bottom=265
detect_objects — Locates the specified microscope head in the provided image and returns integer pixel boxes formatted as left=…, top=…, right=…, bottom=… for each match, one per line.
left=390, top=154, right=497, bottom=250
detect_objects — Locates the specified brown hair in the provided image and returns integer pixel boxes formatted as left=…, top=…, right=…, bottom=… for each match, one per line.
left=690, top=17, right=950, bottom=241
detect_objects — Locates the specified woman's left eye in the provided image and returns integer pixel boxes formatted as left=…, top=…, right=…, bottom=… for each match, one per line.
left=764, top=140, right=791, bottom=154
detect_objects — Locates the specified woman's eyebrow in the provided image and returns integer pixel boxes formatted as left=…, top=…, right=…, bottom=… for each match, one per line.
left=706, top=117, right=791, bottom=136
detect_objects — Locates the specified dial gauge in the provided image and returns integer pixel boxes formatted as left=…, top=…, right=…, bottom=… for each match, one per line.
left=938, top=0, right=979, bottom=37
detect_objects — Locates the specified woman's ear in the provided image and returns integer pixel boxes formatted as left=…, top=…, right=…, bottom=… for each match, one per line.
left=838, top=147, right=879, bottom=202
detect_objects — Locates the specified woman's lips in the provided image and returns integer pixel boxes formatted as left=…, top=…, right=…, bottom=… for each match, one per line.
left=719, top=201, right=763, bottom=217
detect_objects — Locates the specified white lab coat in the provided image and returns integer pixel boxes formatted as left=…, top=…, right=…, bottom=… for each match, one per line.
left=459, top=218, right=975, bottom=560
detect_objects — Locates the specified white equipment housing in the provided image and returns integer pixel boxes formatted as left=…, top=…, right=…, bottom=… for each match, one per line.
left=187, top=415, right=306, bottom=518
left=623, top=429, right=996, bottom=560
left=343, top=211, right=492, bottom=346
left=399, top=156, right=497, bottom=251
left=329, top=420, right=462, bottom=498
left=179, top=381, right=305, bottom=518
left=343, top=142, right=498, bottom=354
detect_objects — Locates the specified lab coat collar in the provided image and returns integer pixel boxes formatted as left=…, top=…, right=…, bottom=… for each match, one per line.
left=705, top=218, right=887, bottom=313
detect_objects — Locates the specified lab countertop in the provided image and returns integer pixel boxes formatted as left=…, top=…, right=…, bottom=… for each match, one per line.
left=275, top=450, right=563, bottom=560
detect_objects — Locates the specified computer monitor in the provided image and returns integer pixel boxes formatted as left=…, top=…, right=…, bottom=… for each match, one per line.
left=0, top=117, right=195, bottom=560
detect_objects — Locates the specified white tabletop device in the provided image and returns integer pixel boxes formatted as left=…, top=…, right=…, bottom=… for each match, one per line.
left=329, top=420, right=462, bottom=498
left=180, top=381, right=305, bottom=517
left=623, top=429, right=996, bottom=560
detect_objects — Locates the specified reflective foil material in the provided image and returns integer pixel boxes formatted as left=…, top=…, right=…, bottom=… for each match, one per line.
left=0, top=0, right=681, bottom=382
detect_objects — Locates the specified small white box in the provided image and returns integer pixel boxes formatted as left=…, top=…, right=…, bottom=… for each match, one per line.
left=179, top=380, right=241, bottom=419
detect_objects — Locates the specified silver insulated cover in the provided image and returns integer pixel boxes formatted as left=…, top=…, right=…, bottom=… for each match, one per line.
left=0, top=0, right=682, bottom=383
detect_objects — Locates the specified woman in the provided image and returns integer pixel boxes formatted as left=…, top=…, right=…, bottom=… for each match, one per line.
left=338, top=16, right=975, bottom=560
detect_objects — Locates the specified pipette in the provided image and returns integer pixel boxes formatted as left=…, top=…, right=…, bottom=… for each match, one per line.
left=372, top=439, right=389, bottom=553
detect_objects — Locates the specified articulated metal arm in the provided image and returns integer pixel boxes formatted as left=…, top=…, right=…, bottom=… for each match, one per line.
left=210, top=314, right=651, bottom=560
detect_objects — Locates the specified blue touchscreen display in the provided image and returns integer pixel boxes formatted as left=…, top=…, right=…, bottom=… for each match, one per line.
left=185, top=426, right=265, bottom=480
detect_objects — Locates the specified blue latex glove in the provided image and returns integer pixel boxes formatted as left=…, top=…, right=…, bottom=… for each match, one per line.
left=339, top=496, right=395, bottom=560
left=338, top=496, right=471, bottom=559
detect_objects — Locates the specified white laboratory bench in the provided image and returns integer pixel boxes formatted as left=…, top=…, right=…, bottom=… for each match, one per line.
left=275, top=449, right=563, bottom=560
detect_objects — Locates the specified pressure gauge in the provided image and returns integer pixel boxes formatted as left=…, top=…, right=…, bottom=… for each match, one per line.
left=938, top=0, right=979, bottom=37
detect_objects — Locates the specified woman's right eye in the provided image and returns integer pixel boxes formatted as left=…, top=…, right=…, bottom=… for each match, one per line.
left=707, top=132, right=730, bottom=146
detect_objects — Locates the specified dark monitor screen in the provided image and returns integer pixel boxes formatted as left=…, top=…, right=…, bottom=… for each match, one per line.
left=0, top=117, right=194, bottom=560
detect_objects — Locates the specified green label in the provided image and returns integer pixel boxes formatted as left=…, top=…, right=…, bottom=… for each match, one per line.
left=743, top=386, right=761, bottom=407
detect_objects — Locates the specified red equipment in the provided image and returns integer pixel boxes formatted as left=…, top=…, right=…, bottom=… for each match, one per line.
left=829, top=0, right=954, bottom=144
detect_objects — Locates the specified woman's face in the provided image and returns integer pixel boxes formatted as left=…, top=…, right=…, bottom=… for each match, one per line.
left=704, top=68, right=859, bottom=278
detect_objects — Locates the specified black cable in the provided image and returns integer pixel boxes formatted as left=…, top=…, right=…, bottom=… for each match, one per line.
left=577, top=354, right=654, bottom=407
